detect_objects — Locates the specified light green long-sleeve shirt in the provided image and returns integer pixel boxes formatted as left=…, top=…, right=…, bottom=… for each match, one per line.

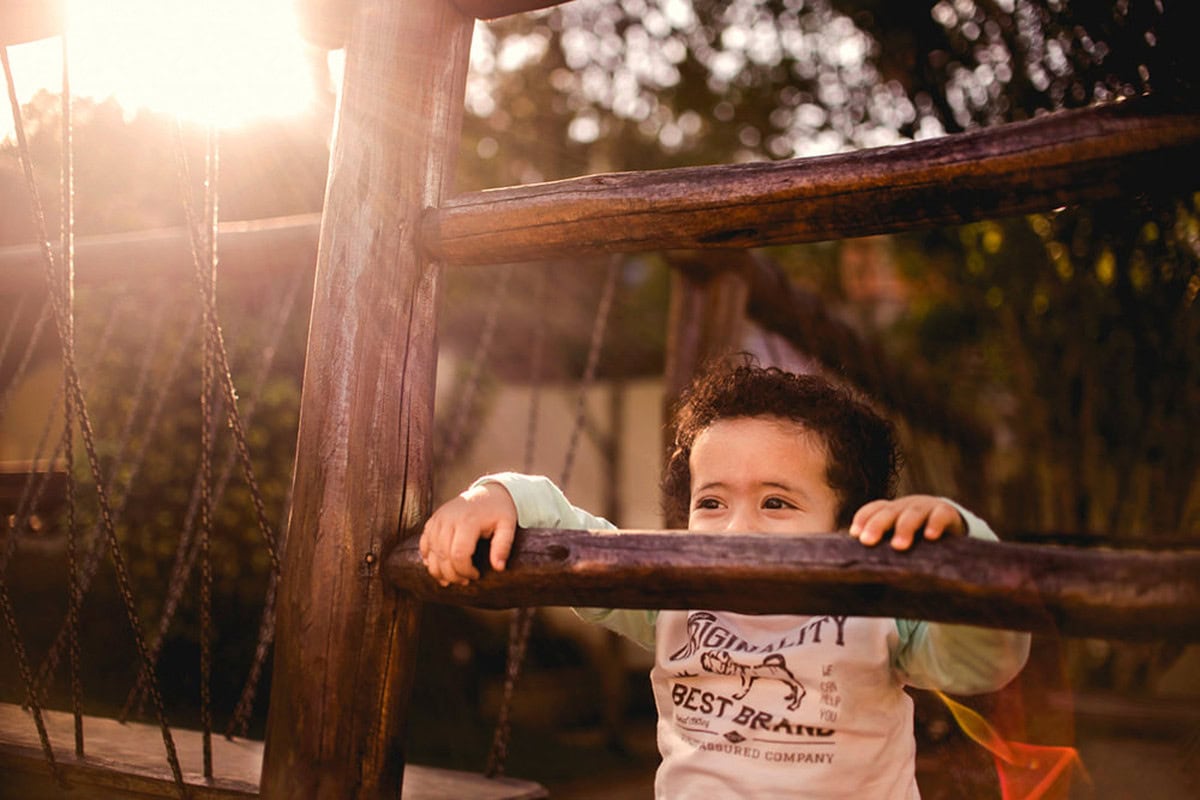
left=477, top=471, right=1031, bottom=799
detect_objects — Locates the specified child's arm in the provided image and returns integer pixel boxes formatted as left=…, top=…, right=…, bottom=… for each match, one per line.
left=420, top=481, right=519, bottom=586
left=420, top=472, right=615, bottom=586
left=849, top=494, right=970, bottom=551
left=864, top=498, right=1033, bottom=693
left=421, top=473, right=657, bottom=648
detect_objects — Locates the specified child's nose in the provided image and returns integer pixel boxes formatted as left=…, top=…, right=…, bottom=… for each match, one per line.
left=726, top=506, right=757, bottom=533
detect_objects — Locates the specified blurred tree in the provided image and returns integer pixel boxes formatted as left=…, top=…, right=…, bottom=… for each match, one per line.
left=455, top=0, right=1199, bottom=541
left=1, top=100, right=318, bottom=724
left=1, top=93, right=329, bottom=242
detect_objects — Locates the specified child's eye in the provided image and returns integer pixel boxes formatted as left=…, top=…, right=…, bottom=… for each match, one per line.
left=762, top=497, right=796, bottom=510
left=694, top=497, right=722, bottom=510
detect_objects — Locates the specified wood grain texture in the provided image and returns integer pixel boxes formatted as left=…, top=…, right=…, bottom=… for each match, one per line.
left=450, top=1, right=569, bottom=20
left=0, top=704, right=545, bottom=800
left=423, top=97, right=1200, bottom=265
left=385, top=528, right=1200, bottom=641
left=295, top=0, right=356, bottom=49
left=260, top=2, right=473, bottom=799
left=0, top=0, right=62, bottom=46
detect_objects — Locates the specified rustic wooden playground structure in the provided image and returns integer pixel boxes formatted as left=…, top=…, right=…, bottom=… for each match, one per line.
left=2, top=0, right=1199, bottom=797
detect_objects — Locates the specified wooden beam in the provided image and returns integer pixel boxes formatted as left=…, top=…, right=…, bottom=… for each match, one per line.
left=0, top=0, right=62, bottom=46
left=385, top=528, right=1200, bottom=642
left=0, top=704, right=546, bottom=800
left=0, top=462, right=66, bottom=515
left=260, top=2, right=473, bottom=799
left=662, top=264, right=750, bottom=401
left=0, top=214, right=320, bottom=296
left=661, top=261, right=752, bottom=524
left=295, top=0, right=357, bottom=49
left=451, top=1, right=570, bottom=19
left=423, top=97, right=1200, bottom=265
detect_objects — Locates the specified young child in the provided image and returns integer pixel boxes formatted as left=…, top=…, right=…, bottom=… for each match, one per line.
left=421, top=362, right=1030, bottom=798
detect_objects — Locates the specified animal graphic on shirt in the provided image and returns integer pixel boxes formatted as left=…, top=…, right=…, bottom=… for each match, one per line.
left=700, top=650, right=806, bottom=711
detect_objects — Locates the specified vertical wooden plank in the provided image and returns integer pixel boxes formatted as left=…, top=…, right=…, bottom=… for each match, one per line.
left=260, top=2, right=473, bottom=799
left=662, top=252, right=751, bottom=398
left=661, top=253, right=751, bottom=526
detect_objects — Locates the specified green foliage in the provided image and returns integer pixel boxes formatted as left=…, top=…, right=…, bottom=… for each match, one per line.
left=456, top=0, right=1200, bottom=540
left=887, top=195, right=1200, bottom=537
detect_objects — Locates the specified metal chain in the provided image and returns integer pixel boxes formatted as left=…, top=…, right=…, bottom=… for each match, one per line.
left=174, top=124, right=281, bottom=578
left=0, top=45, right=62, bottom=787
left=3, top=46, right=187, bottom=797
left=64, top=371, right=83, bottom=756
left=124, top=419, right=219, bottom=722
left=485, top=605, right=536, bottom=777
left=0, top=574, right=60, bottom=781
left=522, top=266, right=548, bottom=473
left=559, top=256, right=621, bottom=492
left=3, top=384, right=68, bottom=578
left=439, top=264, right=514, bottom=472
left=223, top=271, right=304, bottom=739
left=60, top=37, right=84, bottom=753
left=127, top=264, right=297, bottom=725
left=197, top=125, right=218, bottom=780
left=0, top=291, right=27, bottom=372
left=486, top=256, right=622, bottom=777
left=60, top=30, right=84, bottom=755
left=6, top=299, right=126, bottom=573
left=0, top=298, right=52, bottom=428
left=35, top=303, right=192, bottom=699
left=7, top=299, right=135, bottom=680
left=224, top=570, right=277, bottom=738
left=484, top=265, right=545, bottom=778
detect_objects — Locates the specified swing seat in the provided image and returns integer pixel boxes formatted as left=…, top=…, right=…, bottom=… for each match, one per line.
left=0, top=703, right=546, bottom=800
left=0, top=461, right=67, bottom=517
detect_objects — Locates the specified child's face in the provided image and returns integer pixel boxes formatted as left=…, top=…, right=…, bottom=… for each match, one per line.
left=687, top=416, right=840, bottom=535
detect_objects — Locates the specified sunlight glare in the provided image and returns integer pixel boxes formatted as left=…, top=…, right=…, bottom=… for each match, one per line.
left=57, top=0, right=315, bottom=129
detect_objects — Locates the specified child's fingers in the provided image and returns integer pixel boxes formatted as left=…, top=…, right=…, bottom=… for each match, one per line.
left=420, top=516, right=476, bottom=586
left=420, top=484, right=519, bottom=585
left=419, top=519, right=452, bottom=585
left=490, top=518, right=516, bottom=571
left=888, top=505, right=931, bottom=551
left=851, top=497, right=969, bottom=551
left=849, top=500, right=897, bottom=547
left=447, top=523, right=483, bottom=583
left=921, top=503, right=966, bottom=541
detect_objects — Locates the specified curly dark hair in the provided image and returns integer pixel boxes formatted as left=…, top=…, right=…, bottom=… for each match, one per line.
left=661, top=359, right=901, bottom=529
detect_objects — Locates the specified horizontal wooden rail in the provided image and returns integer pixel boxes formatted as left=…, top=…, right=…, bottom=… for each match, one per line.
left=386, top=528, right=1200, bottom=642
left=423, top=96, right=1200, bottom=265
left=0, top=461, right=66, bottom=510
left=0, top=704, right=546, bottom=800
left=0, top=213, right=320, bottom=295
left=451, top=0, right=569, bottom=19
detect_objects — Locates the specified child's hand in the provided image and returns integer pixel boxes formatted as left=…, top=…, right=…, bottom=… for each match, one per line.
left=420, top=482, right=518, bottom=586
left=849, top=495, right=966, bottom=551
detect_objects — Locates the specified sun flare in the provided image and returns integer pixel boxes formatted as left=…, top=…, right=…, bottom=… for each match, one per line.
left=11, top=0, right=319, bottom=130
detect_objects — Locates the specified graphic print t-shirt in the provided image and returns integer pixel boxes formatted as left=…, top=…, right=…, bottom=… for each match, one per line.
left=651, top=609, right=918, bottom=799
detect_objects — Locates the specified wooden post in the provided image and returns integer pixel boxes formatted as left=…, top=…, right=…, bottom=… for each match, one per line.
left=662, top=252, right=751, bottom=403
left=260, top=2, right=473, bottom=799
left=661, top=252, right=751, bottom=526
